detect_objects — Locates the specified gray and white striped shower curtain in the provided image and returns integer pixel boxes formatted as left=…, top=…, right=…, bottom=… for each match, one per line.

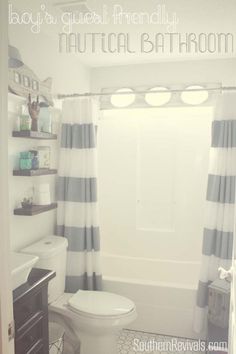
left=194, top=92, right=236, bottom=333
left=56, top=97, right=102, bottom=293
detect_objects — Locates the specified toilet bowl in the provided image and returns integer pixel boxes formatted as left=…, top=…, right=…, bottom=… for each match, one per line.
left=50, top=291, right=137, bottom=354
left=21, top=236, right=137, bottom=354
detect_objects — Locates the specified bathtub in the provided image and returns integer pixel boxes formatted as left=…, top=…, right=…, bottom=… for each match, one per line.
left=101, top=253, right=204, bottom=340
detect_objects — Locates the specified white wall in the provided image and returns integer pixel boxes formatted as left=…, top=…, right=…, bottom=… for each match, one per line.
left=93, top=58, right=236, bottom=267
left=91, top=58, right=236, bottom=91
left=98, top=107, right=213, bottom=264
left=9, top=26, right=90, bottom=251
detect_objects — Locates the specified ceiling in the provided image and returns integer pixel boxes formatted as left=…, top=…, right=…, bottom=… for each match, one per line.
left=10, top=0, right=236, bottom=67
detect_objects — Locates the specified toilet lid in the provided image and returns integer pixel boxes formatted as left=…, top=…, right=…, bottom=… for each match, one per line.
left=68, top=290, right=135, bottom=317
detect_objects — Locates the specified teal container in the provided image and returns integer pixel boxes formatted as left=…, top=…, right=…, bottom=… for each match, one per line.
left=20, top=158, right=32, bottom=170
left=20, top=151, right=33, bottom=159
left=20, top=114, right=31, bottom=131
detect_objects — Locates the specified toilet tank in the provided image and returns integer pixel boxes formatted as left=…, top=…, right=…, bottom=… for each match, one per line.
left=21, top=236, right=68, bottom=304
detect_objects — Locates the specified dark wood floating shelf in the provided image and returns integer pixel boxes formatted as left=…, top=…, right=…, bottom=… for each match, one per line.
left=13, top=168, right=57, bottom=176
left=14, top=203, right=57, bottom=216
left=12, top=130, right=57, bottom=140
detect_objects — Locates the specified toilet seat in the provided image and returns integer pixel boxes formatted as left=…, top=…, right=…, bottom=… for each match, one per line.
left=67, top=290, right=135, bottom=318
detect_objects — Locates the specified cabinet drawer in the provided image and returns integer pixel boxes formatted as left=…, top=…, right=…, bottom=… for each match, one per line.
left=15, top=317, right=44, bottom=354
left=14, top=291, right=43, bottom=330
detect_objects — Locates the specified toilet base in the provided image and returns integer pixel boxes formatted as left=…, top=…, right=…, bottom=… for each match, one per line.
left=79, top=331, right=118, bottom=354
left=49, top=293, right=137, bottom=354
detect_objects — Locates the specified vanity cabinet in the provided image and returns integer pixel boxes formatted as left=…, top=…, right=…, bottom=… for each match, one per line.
left=13, top=268, right=55, bottom=354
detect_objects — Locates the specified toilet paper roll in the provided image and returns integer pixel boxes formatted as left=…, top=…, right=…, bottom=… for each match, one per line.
left=34, top=184, right=51, bottom=205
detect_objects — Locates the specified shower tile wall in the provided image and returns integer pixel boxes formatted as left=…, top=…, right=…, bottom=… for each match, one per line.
left=98, top=107, right=213, bottom=264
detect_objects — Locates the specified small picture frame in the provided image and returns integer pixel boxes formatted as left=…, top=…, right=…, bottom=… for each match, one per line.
left=23, top=75, right=30, bottom=88
left=14, top=71, right=21, bottom=84
left=32, top=80, right=39, bottom=91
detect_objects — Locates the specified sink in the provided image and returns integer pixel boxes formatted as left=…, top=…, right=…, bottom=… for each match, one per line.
left=11, top=252, right=39, bottom=290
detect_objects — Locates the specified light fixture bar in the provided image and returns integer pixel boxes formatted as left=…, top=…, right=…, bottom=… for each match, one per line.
left=57, top=86, right=236, bottom=99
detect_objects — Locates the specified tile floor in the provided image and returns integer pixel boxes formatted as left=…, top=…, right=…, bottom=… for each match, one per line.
left=117, top=329, right=204, bottom=354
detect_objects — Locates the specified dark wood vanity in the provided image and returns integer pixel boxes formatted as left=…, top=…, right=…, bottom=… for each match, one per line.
left=13, top=268, right=55, bottom=354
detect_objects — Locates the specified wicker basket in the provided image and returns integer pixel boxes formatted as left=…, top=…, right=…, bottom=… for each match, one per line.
left=49, top=322, right=65, bottom=354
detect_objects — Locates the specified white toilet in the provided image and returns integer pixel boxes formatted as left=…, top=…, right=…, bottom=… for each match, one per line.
left=21, top=236, right=137, bottom=354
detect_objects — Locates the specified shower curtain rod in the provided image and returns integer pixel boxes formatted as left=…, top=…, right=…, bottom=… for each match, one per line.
left=57, top=86, right=236, bottom=99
